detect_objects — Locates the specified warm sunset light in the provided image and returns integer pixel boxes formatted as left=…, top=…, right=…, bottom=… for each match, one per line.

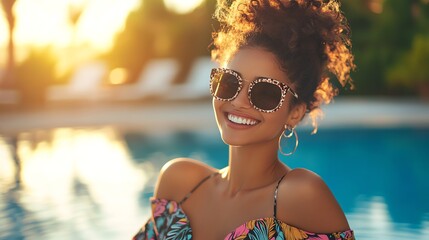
left=0, top=127, right=151, bottom=237
left=164, top=0, right=205, bottom=14
left=0, top=0, right=141, bottom=53
left=0, top=0, right=207, bottom=51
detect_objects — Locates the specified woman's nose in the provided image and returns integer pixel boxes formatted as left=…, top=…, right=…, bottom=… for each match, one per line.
left=231, top=84, right=252, bottom=109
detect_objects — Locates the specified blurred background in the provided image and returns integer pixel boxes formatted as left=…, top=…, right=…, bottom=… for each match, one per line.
left=0, top=0, right=428, bottom=239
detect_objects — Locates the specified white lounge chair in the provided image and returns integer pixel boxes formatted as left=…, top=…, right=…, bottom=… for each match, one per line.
left=165, top=57, right=217, bottom=101
left=103, top=58, right=180, bottom=101
left=47, top=62, right=107, bottom=102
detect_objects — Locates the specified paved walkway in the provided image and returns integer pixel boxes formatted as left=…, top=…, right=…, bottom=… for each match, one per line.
left=1, top=98, right=429, bottom=135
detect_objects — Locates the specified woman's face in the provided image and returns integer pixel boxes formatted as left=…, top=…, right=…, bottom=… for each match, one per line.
left=213, top=47, right=302, bottom=147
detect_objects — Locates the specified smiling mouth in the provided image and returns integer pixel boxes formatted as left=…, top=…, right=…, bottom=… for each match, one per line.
left=226, top=113, right=259, bottom=126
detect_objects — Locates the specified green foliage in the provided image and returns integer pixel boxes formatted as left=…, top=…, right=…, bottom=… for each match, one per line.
left=104, top=0, right=429, bottom=96
left=387, top=35, right=429, bottom=87
left=342, top=0, right=429, bottom=96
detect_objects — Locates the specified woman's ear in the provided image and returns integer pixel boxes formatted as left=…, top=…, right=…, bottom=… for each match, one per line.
left=286, top=102, right=306, bottom=127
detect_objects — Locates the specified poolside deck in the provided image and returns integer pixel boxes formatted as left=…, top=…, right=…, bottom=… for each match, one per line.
left=1, top=98, right=429, bottom=135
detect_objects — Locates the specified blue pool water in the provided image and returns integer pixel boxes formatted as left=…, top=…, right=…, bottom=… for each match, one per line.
left=0, top=127, right=428, bottom=239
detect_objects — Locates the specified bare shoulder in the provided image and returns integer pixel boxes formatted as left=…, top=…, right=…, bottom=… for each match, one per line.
left=277, top=168, right=350, bottom=233
left=154, top=158, right=217, bottom=202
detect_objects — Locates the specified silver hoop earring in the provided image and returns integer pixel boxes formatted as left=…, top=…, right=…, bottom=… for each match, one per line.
left=278, top=125, right=299, bottom=156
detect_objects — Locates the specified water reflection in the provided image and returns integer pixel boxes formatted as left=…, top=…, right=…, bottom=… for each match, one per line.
left=349, top=196, right=429, bottom=240
left=0, top=137, right=18, bottom=189
left=0, top=127, right=153, bottom=239
left=0, top=127, right=428, bottom=239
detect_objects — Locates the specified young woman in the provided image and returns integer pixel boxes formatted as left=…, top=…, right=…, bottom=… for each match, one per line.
left=133, top=0, right=355, bottom=239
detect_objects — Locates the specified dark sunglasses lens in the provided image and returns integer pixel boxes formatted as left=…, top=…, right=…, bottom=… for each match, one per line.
left=211, top=71, right=239, bottom=99
left=250, top=82, right=282, bottom=111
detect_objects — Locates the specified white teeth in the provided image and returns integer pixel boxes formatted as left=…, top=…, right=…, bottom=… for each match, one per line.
left=227, top=114, right=258, bottom=125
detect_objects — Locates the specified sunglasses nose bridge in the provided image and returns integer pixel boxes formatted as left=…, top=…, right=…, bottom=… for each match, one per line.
left=230, top=81, right=252, bottom=108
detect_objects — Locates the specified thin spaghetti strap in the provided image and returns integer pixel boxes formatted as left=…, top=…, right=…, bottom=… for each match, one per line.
left=273, top=174, right=287, bottom=219
left=179, top=172, right=220, bottom=205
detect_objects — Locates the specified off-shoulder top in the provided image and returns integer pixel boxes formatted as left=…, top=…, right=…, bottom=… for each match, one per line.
left=133, top=172, right=355, bottom=240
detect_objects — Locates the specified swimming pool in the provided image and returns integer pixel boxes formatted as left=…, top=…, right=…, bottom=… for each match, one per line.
left=0, top=126, right=428, bottom=239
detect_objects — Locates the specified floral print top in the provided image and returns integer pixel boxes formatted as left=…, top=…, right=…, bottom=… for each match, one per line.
left=132, top=198, right=355, bottom=240
left=132, top=173, right=355, bottom=240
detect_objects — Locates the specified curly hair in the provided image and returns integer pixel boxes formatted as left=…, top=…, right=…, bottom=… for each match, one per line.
left=211, top=0, right=355, bottom=133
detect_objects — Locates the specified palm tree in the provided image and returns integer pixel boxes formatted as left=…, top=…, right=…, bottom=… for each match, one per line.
left=1, top=0, right=17, bottom=88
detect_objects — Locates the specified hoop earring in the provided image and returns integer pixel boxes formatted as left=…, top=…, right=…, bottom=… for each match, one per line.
left=278, top=125, right=299, bottom=156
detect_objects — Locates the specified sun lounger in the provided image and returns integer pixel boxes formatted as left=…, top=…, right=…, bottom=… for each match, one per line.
left=47, top=62, right=107, bottom=102
left=165, top=57, right=217, bottom=101
left=103, top=58, right=180, bottom=101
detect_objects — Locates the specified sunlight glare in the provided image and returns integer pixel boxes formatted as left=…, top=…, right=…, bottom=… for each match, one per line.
left=164, top=0, right=205, bottom=14
left=109, top=68, right=129, bottom=85
left=11, top=127, right=150, bottom=234
left=0, top=0, right=140, bottom=53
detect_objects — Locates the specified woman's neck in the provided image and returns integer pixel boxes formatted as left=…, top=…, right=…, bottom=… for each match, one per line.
left=222, top=139, right=288, bottom=197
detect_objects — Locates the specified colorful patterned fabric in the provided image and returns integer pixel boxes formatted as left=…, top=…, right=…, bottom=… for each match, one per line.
left=132, top=198, right=355, bottom=240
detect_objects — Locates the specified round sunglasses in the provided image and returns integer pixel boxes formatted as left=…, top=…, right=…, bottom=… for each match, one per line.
left=210, top=68, right=299, bottom=113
